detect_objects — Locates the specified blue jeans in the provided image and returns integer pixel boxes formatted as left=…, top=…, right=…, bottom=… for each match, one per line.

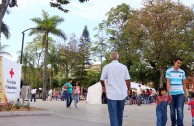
left=74, top=94, right=79, bottom=108
left=66, top=92, right=72, bottom=108
left=156, top=101, right=168, bottom=126
left=107, top=98, right=126, bottom=126
left=137, top=95, right=142, bottom=105
left=170, top=94, right=184, bottom=126
left=192, top=117, right=194, bottom=126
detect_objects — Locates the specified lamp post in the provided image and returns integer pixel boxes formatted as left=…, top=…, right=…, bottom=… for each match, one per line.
left=20, top=27, right=44, bottom=64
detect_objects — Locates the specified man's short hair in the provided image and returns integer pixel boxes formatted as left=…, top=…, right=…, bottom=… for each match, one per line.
left=110, top=52, right=119, bottom=60
left=174, top=57, right=183, bottom=62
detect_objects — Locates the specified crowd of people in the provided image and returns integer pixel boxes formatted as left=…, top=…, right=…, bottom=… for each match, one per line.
left=30, top=52, right=194, bottom=126
left=30, top=79, right=81, bottom=109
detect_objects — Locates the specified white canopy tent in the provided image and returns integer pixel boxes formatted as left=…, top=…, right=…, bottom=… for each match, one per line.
left=131, top=82, right=156, bottom=92
left=86, top=81, right=155, bottom=104
left=86, top=82, right=102, bottom=104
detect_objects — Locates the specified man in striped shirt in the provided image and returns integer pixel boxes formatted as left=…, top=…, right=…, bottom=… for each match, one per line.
left=166, top=58, right=187, bottom=126
left=100, top=52, right=131, bottom=126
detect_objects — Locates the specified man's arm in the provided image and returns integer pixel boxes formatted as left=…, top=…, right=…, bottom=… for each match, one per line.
left=126, top=80, right=131, bottom=95
left=166, top=78, right=171, bottom=95
left=100, top=80, right=106, bottom=93
left=183, top=79, right=187, bottom=100
left=183, top=79, right=187, bottom=94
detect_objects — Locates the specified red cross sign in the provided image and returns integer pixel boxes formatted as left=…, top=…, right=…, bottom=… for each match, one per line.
left=9, top=68, right=14, bottom=78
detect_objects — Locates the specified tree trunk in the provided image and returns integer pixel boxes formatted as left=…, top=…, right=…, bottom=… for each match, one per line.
left=159, top=67, right=165, bottom=88
left=65, top=63, right=68, bottom=79
left=36, top=68, right=39, bottom=89
left=42, top=33, right=49, bottom=101
left=50, top=67, right=53, bottom=90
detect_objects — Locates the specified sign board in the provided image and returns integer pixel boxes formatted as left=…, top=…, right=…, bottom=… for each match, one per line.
left=0, top=56, right=22, bottom=105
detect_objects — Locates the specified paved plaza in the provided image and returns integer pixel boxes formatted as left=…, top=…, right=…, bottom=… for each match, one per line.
left=0, top=99, right=192, bottom=126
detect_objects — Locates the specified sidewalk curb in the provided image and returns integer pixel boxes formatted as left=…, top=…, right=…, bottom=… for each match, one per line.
left=0, top=110, right=54, bottom=117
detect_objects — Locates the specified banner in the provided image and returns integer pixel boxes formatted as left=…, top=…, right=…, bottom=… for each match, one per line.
left=0, top=56, right=22, bottom=104
left=0, top=56, right=7, bottom=105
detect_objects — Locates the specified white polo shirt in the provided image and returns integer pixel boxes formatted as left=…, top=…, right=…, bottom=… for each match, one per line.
left=100, top=60, right=131, bottom=100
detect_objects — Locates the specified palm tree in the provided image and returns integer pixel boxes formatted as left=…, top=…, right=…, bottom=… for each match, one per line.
left=0, top=21, right=11, bottom=56
left=29, top=10, right=66, bottom=100
left=1, top=21, right=10, bottom=40
left=0, top=45, right=11, bottom=56
left=48, top=46, right=58, bottom=90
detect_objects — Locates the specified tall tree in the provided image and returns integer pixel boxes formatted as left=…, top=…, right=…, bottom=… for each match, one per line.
left=0, top=0, right=16, bottom=41
left=29, top=10, right=66, bottom=100
left=77, top=25, right=91, bottom=87
left=124, top=0, right=194, bottom=88
left=105, top=3, right=137, bottom=69
left=48, top=45, right=58, bottom=90
left=92, top=21, right=110, bottom=72
left=25, top=35, right=44, bottom=89
left=57, top=34, right=79, bottom=80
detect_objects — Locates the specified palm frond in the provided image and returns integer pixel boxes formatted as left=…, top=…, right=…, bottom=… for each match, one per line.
left=0, top=45, right=12, bottom=57
left=1, top=21, right=10, bottom=39
left=51, top=29, right=66, bottom=41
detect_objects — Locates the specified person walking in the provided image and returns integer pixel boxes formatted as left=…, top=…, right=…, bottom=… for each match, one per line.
left=73, top=81, right=80, bottom=108
left=166, top=57, right=187, bottom=126
left=48, top=89, right=53, bottom=101
left=65, top=79, right=73, bottom=108
left=137, top=85, right=143, bottom=106
left=100, top=52, right=131, bottom=126
left=30, top=87, right=36, bottom=102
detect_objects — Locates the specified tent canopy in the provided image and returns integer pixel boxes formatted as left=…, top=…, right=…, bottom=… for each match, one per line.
left=131, top=82, right=156, bottom=92
left=86, top=82, right=156, bottom=104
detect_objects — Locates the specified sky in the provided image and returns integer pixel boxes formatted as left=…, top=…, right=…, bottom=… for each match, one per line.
left=1, top=0, right=193, bottom=63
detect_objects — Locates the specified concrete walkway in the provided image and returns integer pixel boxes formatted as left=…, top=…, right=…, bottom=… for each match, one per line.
left=0, top=99, right=192, bottom=126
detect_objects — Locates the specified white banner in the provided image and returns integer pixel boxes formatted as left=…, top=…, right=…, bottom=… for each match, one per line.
left=2, top=57, right=22, bottom=101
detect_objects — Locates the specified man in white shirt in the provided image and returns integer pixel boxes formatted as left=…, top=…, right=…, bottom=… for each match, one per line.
left=30, top=87, right=36, bottom=102
left=137, top=85, right=143, bottom=106
left=100, top=52, right=131, bottom=126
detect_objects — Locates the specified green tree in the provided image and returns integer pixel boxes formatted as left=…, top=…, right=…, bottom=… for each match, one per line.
left=76, top=25, right=91, bottom=87
left=124, top=0, right=194, bottom=87
left=0, top=0, right=17, bottom=40
left=25, top=35, right=44, bottom=89
left=92, top=21, right=110, bottom=72
left=30, top=10, right=66, bottom=100
left=105, top=3, right=138, bottom=69
left=48, top=45, right=58, bottom=90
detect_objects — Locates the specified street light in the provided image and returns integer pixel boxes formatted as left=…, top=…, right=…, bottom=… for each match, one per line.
left=20, top=27, right=45, bottom=64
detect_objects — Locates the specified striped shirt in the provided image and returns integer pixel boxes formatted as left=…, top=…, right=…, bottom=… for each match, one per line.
left=100, top=60, right=131, bottom=100
left=165, top=67, right=186, bottom=95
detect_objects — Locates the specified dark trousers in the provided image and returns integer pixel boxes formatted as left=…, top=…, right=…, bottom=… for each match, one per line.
left=170, top=94, right=184, bottom=126
left=66, top=93, right=72, bottom=108
left=31, top=94, right=36, bottom=102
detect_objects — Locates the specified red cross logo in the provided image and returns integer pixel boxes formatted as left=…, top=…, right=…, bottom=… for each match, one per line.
left=9, top=68, right=14, bottom=78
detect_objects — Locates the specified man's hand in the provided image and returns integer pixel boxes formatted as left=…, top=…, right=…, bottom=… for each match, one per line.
left=127, top=90, right=131, bottom=96
left=184, top=93, right=188, bottom=102
left=168, top=93, right=172, bottom=101
left=102, top=86, right=106, bottom=94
